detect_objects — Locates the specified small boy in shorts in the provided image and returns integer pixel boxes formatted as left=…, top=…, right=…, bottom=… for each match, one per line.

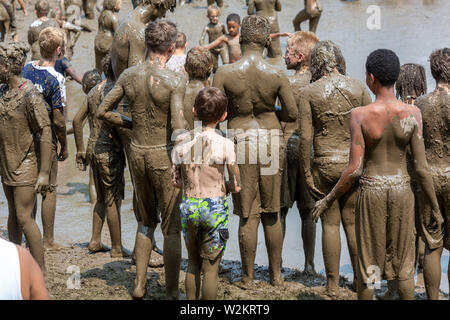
left=171, top=87, right=241, bottom=300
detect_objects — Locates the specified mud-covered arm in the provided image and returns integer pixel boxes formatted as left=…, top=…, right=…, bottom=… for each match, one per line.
left=270, top=32, right=291, bottom=39
left=111, top=14, right=119, bottom=33
left=26, top=90, right=52, bottom=193
left=277, top=75, right=298, bottom=122
left=65, top=67, right=82, bottom=85
left=73, top=96, right=89, bottom=170
left=247, top=0, right=255, bottom=15
left=298, top=96, right=322, bottom=200
left=205, top=35, right=227, bottom=50
left=225, top=142, right=241, bottom=193
left=97, top=74, right=132, bottom=128
left=199, top=26, right=208, bottom=46
left=409, top=109, right=442, bottom=222
left=170, top=77, right=188, bottom=140
left=275, top=0, right=282, bottom=11
left=312, top=109, right=365, bottom=222
left=27, top=28, right=34, bottom=46
left=171, top=163, right=183, bottom=189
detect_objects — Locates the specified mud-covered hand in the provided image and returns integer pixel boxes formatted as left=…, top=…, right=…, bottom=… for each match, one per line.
left=312, top=196, right=331, bottom=223
left=75, top=151, right=87, bottom=171
left=305, top=173, right=325, bottom=200
left=429, top=208, right=444, bottom=231
left=35, top=172, right=49, bottom=195
left=58, top=145, right=69, bottom=161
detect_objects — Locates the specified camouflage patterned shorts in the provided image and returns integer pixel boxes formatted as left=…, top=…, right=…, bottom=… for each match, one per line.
left=180, top=196, right=229, bottom=261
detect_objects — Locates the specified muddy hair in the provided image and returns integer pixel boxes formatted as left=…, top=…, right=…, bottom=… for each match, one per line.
left=429, top=48, right=450, bottom=84
left=194, top=87, right=227, bottom=123
left=287, top=31, right=319, bottom=66
left=35, top=0, right=50, bottom=16
left=310, top=40, right=346, bottom=82
left=38, top=27, right=65, bottom=60
left=0, top=42, right=30, bottom=75
left=144, top=20, right=178, bottom=54
left=365, top=49, right=400, bottom=87
left=395, top=63, right=427, bottom=101
left=141, top=0, right=176, bottom=12
left=185, top=47, right=213, bottom=81
left=240, top=15, right=270, bottom=47
left=103, top=0, right=119, bottom=11
left=101, top=54, right=115, bottom=80
left=175, top=32, right=187, bottom=49
left=207, top=4, right=220, bottom=17
left=82, top=69, right=102, bottom=93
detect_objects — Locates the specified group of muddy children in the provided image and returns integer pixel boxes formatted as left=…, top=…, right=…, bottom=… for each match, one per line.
left=0, top=0, right=448, bottom=301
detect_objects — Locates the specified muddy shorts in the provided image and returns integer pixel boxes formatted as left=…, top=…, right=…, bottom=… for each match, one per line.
left=419, top=166, right=450, bottom=251
left=280, top=132, right=315, bottom=210
left=356, top=175, right=416, bottom=283
left=180, top=196, right=229, bottom=261
left=129, top=142, right=181, bottom=236
left=87, top=139, right=125, bottom=207
left=231, top=130, right=284, bottom=218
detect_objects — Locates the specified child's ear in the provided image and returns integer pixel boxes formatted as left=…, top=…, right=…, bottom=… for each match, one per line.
left=219, top=111, right=227, bottom=122
left=192, top=107, right=198, bottom=117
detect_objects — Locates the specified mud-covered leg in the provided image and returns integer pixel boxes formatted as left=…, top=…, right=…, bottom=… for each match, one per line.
left=88, top=201, right=106, bottom=252
left=202, top=255, right=222, bottom=299
left=238, top=214, right=260, bottom=285
left=340, top=191, right=358, bottom=291
left=133, top=223, right=153, bottom=299
left=184, top=228, right=202, bottom=300
left=89, top=167, right=97, bottom=204
left=309, top=12, right=321, bottom=33
left=6, top=186, right=21, bottom=244
left=292, top=9, right=308, bottom=32
left=321, top=200, right=342, bottom=295
left=299, top=207, right=316, bottom=273
left=423, top=245, right=443, bottom=300
left=397, top=278, right=415, bottom=300
left=106, top=200, right=124, bottom=257
left=163, top=231, right=181, bottom=299
left=261, top=212, right=284, bottom=285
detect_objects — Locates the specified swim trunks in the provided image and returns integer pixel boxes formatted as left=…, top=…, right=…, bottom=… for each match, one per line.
left=180, top=196, right=229, bottom=261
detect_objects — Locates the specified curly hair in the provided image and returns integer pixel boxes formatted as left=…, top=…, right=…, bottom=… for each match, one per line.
left=395, top=63, right=427, bottom=101
left=141, top=0, right=176, bottom=12
left=0, top=42, right=30, bottom=75
left=365, top=49, right=400, bottom=87
left=310, top=40, right=346, bottom=82
left=429, top=48, right=450, bottom=84
left=82, top=69, right=102, bottom=94
left=144, top=20, right=178, bottom=54
left=240, top=15, right=271, bottom=47
left=185, top=47, right=213, bottom=81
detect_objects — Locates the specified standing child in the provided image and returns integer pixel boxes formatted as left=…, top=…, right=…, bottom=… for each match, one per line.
left=171, top=87, right=241, bottom=300
left=94, top=0, right=121, bottom=71
left=199, top=5, right=228, bottom=73
left=205, top=13, right=241, bottom=63
left=23, top=27, right=68, bottom=250
left=292, top=0, right=322, bottom=33
left=183, top=46, right=213, bottom=129
left=166, top=32, right=188, bottom=77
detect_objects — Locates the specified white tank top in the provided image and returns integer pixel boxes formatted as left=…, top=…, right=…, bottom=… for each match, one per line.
left=0, top=238, right=23, bottom=300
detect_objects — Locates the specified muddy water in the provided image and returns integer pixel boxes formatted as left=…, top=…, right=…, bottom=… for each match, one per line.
left=0, top=0, right=449, bottom=294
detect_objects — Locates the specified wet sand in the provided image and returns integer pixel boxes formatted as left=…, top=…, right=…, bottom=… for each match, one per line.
left=0, top=0, right=449, bottom=299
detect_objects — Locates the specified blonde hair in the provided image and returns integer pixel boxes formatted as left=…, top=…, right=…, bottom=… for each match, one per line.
left=287, top=31, right=319, bottom=65
left=207, top=5, right=220, bottom=17
left=38, top=27, right=65, bottom=60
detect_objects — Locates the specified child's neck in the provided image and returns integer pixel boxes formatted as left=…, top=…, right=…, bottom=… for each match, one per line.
left=173, top=49, right=185, bottom=56
left=203, top=122, right=218, bottom=131
left=38, top=57, right=57, bottom=67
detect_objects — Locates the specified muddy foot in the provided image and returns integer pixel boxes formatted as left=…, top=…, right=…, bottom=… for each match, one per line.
left=132, top=284, right=147, bottom=300
left=302, top=264, right=317, bottom=276
left=88, top=242, right=110, bottom=253
left=376, top=290, right=396, bottom=300
left=44, top=241, right=63, bottom=251
left=232, top=279, right=255, bottom=290
left=271, top=276, right=285, bottom=287
left=324, top=285, right=340, bottom=298
left=111, top=247, right=132, bottom=259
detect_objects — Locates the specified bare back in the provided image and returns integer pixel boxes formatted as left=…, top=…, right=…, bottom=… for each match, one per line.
left=358, top=101, right=422, bottom=177
left=213, top=55, right=297, bottom=131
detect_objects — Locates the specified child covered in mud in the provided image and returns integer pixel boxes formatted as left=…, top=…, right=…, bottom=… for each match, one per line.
left=94, top=0, right=121, bottom=71
left=73, top=58, right=127, bottom=258
left=280, top=31, right=319, bottom=274
left=415, top=48, right=450, bottom=301
left=23, top=27, right=68, bottom=250
left=183, top=46, right=213, bottom=129
left=199, top=5, right=228, bottom=73
left=204, top=13, right=241, bottom=63
left=166, top=32, right=188, bottom=76
left=312, top=49, right=442, bottom=300
left=171, top=87, right=241, bottom=300
left=293, top=0, right=322, bottom=33
left=0, top=41, right=52, bottom=271
left=247, top=0, right=282, bottom=58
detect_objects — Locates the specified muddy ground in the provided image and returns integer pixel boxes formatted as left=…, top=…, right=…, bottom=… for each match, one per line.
left=2, top=0, right=449, bottom=300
